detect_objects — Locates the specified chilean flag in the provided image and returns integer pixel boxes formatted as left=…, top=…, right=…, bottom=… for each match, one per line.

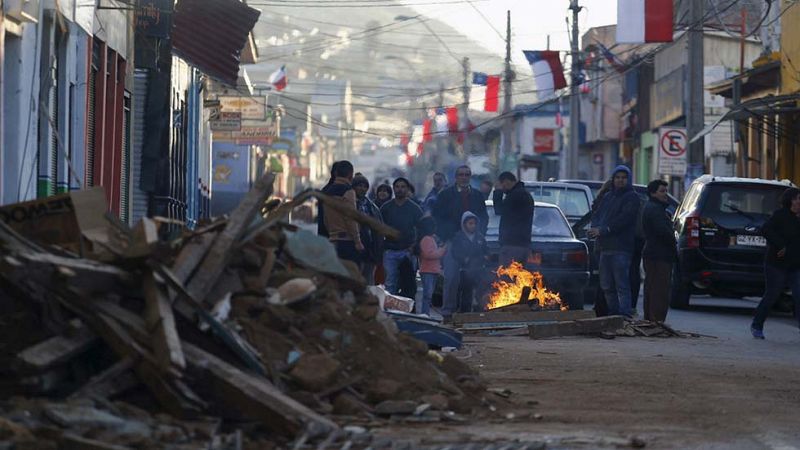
left=269, top=65, right=288, bottom=91
left=523, top=51, right=566, bottom=98
left=616, top=0, right=673, bottom=43
left=470, top=72, right=501, bottom=112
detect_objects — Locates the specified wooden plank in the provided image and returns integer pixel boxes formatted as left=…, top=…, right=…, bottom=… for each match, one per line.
left=153, top=263, right=267, bottom=377
left=60, top=433, right=132, bottom=450
left=171, top=232, right=216, bottom=284
left=143, top=270, right=186, bottom=371
left=69, top=357, right=138, bottom=400
left=16, top=324, right=97, bottom=371
left=182, top=343, right=337, bottom=437
left=241, top=190, right=400, bottom=244
left=528, top=316, right=626, bottom=339
left=185, top=173, right=275, bottom=306
left=453, top=309, right=595, bottom=326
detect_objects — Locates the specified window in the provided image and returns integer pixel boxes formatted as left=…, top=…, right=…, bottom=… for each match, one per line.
left=486, top=206, right=572, bottom=238
left=527, top=186, right=591, bottom=218
left=701, top=184, right=785, bottom=228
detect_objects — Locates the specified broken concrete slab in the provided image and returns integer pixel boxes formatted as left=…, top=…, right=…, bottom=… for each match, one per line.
left=374, top=400, right=417, bottom=416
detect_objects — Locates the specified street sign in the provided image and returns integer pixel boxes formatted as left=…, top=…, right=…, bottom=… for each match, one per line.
left=533, top=129, right=556, bottom=153
left=210, top=111, right=242, bottom=131
left=658, top=127, right=688, bottom=176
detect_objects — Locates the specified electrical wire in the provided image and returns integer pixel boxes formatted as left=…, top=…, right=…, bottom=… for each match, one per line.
left=248, top=0, right=488, bottom=7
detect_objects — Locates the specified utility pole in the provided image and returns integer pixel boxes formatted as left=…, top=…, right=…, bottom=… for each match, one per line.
left=568, top=0, right=581, bottom=179
left=460, top=56, right=470, bottom=158
left=687, top=0, right=705, bottom=171
left=501, top=10, right=513, bottom=166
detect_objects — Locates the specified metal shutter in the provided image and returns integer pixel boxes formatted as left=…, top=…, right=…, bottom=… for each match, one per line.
left=131, top=69, right=149, bottom=224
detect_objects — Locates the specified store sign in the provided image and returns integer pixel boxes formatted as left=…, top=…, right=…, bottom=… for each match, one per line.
left=219, top=96, right=266, bottom=120
left=135, top=0, right=172, bottom=38
left=658, top=127, right=688, bottom=176
left=533, top=128, right=556, bottom=153
left=210, top=111, right=242, bottom=131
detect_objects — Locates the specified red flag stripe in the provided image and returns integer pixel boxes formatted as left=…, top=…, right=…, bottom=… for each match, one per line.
left=644, top=0, right=673, bottom=42
left=485, top=75, right=500, bottom=112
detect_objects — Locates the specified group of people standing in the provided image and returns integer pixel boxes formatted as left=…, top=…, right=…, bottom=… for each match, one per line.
left=317, top=161, right=534, bottom=321
left=589, top=165, right=675, bottom=323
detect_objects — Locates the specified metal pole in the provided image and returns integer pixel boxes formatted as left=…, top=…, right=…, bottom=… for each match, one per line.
left=501, top=10, right=513, bottom=164
left=687, top=0, right=705, bottom=169
left=568, top=0, right=581, bottom=179
left=461, top=57, right=470, bottom=158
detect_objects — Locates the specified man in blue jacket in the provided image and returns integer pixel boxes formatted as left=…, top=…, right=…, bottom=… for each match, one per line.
left=588, top=165, right=640, bottom=317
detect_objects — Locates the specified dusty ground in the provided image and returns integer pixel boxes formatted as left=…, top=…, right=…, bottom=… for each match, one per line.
left=374, top=298, right=800, bottom=449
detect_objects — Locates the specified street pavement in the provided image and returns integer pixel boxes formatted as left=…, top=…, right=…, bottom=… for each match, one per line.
left=376, top=294, right=800, bottom=449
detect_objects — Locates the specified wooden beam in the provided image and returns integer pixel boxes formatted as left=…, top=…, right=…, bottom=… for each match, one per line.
left=69, top=357, right=137, bottom=400
left=16, top=323, right=97, bottom=372
left=185, top=173, right=275, bottom=306
left=453, top=309, right=595, bottom=326
left=182, top=343, right=337, bottom=437
left=143, top=270, right=186, bottom=371
left=528, top=316, right=626, bottom=339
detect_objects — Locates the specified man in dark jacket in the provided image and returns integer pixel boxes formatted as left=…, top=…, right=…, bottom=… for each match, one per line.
left=323, top=161, right=364, bottom=263
left=642, top=179, right=676, bottom=323
left=751, top=187, right=800, bottom=338
left=380, top=177, right=423, bottom=295
left=423, top=172, right=447, bottom=214
left=493, top=172, right=534, bottom=265
left=317, top=161, right=339, bottom=237
left=352, top=175, right=383, bottom=284
left=432, top=165, right=488, bottom=241
left=433, top=165, right=488, bottom=318
left=589, top=165, right=640, bottom=317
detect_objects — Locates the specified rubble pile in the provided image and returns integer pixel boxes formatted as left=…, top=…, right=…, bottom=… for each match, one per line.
left=0, top=173, right=490, bottom=449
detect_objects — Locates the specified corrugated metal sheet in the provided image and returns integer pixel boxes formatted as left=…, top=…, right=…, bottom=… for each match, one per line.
left=171, top=0, right=260, bottom=85
left=131, top=69, right=150, bottom=224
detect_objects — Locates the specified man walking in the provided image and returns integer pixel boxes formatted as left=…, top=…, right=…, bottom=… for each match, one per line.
left=588, top=165, right=640, bottom=317
left=433, top=165, right=488, bottom=318
left=380, top=177, right=423, bottom=295
left=493, top=172, right=534, bottom=266
left=423, top=172, right=447, bottom=214
left=323, top=161, right=364, bottom=263
left=641, top=179, right=676, bottom=323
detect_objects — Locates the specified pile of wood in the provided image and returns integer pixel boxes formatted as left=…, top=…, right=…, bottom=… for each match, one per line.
left=0, top=173, right=489, bottom=449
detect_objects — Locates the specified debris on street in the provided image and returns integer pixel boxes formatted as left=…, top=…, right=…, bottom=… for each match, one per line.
left=0, top=175, right=493, bottom=448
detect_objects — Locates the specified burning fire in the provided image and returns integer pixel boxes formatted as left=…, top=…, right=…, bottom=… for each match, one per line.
left=487, top=261, right=567, bottom=311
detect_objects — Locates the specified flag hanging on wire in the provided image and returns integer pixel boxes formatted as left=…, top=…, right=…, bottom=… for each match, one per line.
left=616, top=0, right=673, bottom=43
left=434, top=107, right=449, bottom=133
left=522, top=50, right=567, bottom=98
left=446, top=107, right=459, bottom=134
left=595, top=41, right=626, bottom=73
left=422, top=118, right=433, bottom=142
left=269, top=65, right=288, bottom=91
left=470, top=72, right=501, bottom=112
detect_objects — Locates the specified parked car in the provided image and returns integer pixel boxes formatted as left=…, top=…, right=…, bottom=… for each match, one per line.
left=671, top=175, right=795, bottom=308
left=564, top=179, right=679, bottom=304
left=485, top=200, right=590, bottom=310
left=522, top=182, right=593, bottom=226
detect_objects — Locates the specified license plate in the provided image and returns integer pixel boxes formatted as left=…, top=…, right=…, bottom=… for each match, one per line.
left=736, top=235, right=766, bottom=247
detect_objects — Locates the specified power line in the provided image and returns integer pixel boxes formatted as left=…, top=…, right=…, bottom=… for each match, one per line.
left=248, top=0, right=487, bottom=7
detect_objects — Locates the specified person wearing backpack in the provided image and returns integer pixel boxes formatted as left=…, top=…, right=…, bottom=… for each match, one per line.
left=322, top=161, right=363, bottom=263
left=417, top=217, right=447, bottom=315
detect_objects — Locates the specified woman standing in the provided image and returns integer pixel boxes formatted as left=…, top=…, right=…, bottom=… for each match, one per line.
left=751, top=187, right=800, bottom=339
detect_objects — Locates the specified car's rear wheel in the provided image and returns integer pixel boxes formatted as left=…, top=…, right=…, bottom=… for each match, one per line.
left=670, top=266, right=691, bottom=309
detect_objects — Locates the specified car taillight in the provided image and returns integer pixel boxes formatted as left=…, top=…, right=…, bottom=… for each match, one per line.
left=685, top=214, right=700, bottom=248
left=566, top=251, right=587, bottom=266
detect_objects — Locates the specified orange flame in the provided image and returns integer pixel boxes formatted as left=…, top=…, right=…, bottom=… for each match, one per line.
left=487, top=261, right=566, bottom=311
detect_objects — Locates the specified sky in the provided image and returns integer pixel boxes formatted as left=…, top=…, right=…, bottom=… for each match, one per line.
left=412, top=0, right=619, bottom=70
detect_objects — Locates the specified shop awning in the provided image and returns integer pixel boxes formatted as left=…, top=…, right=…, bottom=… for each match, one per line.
left=171, top=0, right=261, bottom=86
left=690, top=93, right=800, bottom=144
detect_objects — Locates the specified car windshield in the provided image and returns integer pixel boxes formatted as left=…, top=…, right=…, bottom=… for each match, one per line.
left=701, top=184, right=785, bottom=228
left=526, top=186, right=590, bottom=217
left=487, top=206, right=573, bottom=238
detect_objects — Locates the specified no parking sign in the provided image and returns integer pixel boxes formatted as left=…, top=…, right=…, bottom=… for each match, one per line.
left=658, top=127, right=688, bottom=176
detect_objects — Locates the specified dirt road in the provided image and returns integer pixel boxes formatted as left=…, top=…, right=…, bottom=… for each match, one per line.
left=375, top=299, right=800, bottom=449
